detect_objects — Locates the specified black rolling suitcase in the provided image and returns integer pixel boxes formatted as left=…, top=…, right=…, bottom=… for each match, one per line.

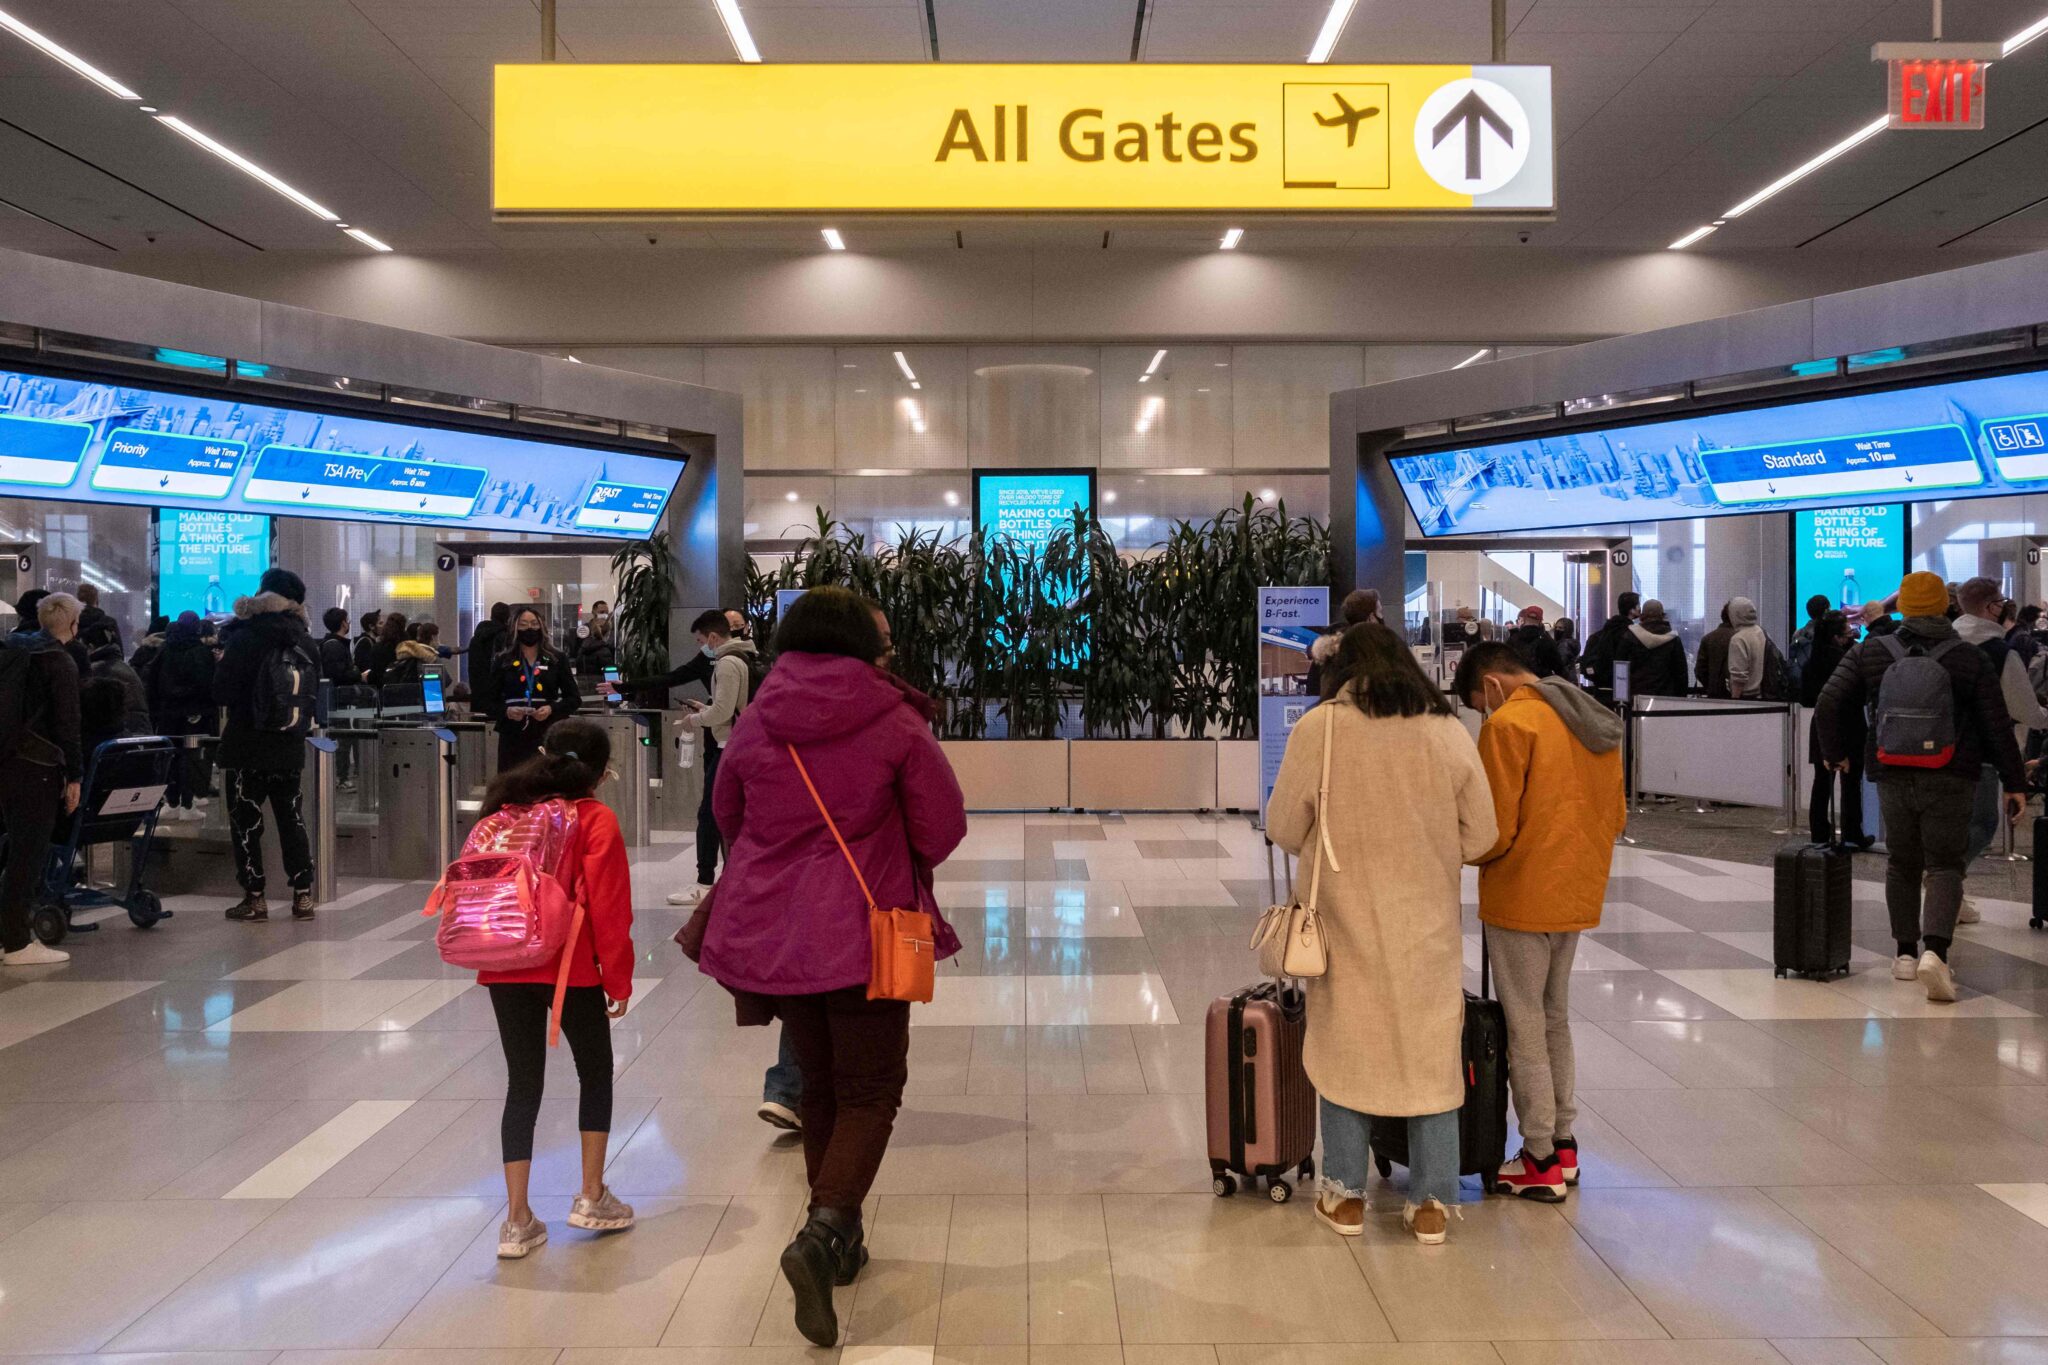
left=1773, top=774, right=1853, bottom=979
left=1369, top=942, right=1510, bottom=1195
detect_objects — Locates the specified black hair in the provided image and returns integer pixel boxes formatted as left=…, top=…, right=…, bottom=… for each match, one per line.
left=359, top=609, right=382, bottom=633
left=772, top=585, right=884, bottom=661
left=490, top=602, right=511, bottom=625
left=14, top=588, right=47, bottom=621
left=690, top=608, right=732, bottom=637
left=1325, top=622, right=1452, bottom=718
left=259, top=567, right=306, bottom=604
left=1450, top=641, right=1534, bottom=705
left=323, top=606, right=349, bottom=634
left=415, top=620, right=440, bottom=644
left=1806, top=594, right=1831, bottom=620
left=1820, top=609, right=1851, bottom=645
left=1617, top=591, right=1641, bottom=616
left=481, top=717, right=610, bottom=816
left=147, top=614, right=169, bottom=636
left=2021, top=604, right=2043, bottom=628
left=1553, top=617, right=1575, bottom=639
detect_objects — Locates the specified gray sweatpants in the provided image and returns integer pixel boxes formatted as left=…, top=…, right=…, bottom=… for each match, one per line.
left=1484, top=923, right=1579, bottom=1162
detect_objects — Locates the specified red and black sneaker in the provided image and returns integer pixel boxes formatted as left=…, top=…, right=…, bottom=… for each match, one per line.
left=1555, top=1138, right=1579, bottom=1187
left=1495, top=1148, right=1566, bottom=1202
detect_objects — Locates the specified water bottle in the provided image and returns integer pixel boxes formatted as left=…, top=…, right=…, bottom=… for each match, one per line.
left=203, top=575, right=227, bottom=615
left=1840, top=568, right=1861, bottom=609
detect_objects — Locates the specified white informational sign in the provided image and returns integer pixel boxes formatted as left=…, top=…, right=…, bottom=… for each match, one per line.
left=1257, top=585, right=1329, bottom=816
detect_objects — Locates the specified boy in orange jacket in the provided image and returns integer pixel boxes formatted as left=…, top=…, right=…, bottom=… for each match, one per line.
left=1454, top=642, right=1627, bottom=1201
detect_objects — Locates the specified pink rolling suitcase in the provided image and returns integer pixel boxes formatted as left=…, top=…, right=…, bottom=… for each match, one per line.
left=1206, top=979, right=1317, bottom=1202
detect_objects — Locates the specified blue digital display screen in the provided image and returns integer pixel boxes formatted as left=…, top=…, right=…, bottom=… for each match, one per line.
left=974, top=470, right=1095, bottom=547
left=422, top=674, right=445, bottom=717
left=157, top=509, right=271, bottom=619
left=1794, top=505, right=1908, bottom=617
left=1392, top=366, right=2048, bottom=537
left=0, top=365, right=681, bottom=538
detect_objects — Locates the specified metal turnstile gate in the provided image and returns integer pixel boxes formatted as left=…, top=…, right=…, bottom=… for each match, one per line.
left=377, top=726, right=457, bottom=880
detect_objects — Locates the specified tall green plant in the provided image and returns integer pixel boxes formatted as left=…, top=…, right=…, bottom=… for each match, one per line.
left=609, top=530, right=678, bottom=680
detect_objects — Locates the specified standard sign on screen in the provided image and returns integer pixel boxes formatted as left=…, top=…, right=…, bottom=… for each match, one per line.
left=493, top=64, right=1554, bottom=216
left=1698, top=426, right=1984, bottom=505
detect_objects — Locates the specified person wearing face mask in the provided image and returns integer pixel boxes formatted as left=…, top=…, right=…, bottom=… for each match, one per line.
left=670, top=610, right=762, bottom=906
left=479, top=607, right=582, bottom=773
left=1453, top=641, right=1626, bottom=1202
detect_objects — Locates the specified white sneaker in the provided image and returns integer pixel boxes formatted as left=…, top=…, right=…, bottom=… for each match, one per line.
left=1893, top=954, right=1919, bottom=982
left=4, top=941, right=69, bottom=966
left=666, top=884, right=712, bottom=907
left=757, top=1101, right=802, bottom=1132
left=1918, top=949, right=1958, bottom=1004
left=1958, top=899, right=1982, bottom=925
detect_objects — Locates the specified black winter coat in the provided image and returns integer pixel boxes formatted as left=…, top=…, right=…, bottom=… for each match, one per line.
left=1506, top=624, right=1566, bottom=679
left=147, top=637, right=216, bottom=730
left=213, top=594, right=314, bottom=771
left=1614, top=626, right=1689, bottom=699
left=1815, top=617, right=2026, bottom=788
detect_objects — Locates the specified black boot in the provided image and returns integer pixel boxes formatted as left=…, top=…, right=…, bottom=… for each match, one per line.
left=780, top=1208, right=859, bottom=1346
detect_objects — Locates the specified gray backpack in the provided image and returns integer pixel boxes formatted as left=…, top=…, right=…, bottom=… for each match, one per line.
left=1871, top=635, right=1960, bottom=769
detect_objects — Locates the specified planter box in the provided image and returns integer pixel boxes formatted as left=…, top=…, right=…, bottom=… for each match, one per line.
left=941, top=739, right=1069, bottom=810
left=1217, top=740, right=1259, bottom=812
left=1070, top=739, right=1218, bottom=811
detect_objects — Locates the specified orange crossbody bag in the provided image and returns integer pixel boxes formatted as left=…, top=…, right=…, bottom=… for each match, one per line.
left=786, top=743, right=937, bottom=1004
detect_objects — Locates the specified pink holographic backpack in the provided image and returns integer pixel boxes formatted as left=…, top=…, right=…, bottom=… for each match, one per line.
left=426, top=799, right=585, bottom=1038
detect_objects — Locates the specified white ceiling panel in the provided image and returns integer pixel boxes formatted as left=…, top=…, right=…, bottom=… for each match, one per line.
left=937, top=0, right=1134, bottom=59
left=744, top=8, right=931, bottom=59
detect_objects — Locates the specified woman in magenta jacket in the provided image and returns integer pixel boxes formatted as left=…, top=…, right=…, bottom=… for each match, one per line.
left=700, top=586, right=967, bottom=1348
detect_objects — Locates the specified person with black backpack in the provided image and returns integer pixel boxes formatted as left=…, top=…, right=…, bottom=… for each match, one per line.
left=0, top=592, right=84, bottom=965
left=1816, top=572, right=2027, bottom=1004
left=213, top=568, right=320, bottom=923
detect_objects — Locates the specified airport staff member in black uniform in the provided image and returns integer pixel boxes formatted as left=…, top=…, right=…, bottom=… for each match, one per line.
left=479, top=605, right=581, bottom=773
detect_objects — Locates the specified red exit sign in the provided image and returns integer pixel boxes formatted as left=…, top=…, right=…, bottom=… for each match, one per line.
left=1874, top=43, right=1998, bottom=131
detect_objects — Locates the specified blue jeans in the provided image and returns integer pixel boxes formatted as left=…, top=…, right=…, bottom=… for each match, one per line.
left=762, top=1026, right=803, bottom=1108
left=1319, top=1096, right=1461, bottom=1207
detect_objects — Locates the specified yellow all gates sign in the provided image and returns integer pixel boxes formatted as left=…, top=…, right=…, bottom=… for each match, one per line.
left=493, top=63, right=1554, bottom=218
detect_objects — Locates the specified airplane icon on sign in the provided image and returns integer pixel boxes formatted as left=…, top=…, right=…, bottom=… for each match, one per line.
left=1313, top=92, right=1380, bottom=147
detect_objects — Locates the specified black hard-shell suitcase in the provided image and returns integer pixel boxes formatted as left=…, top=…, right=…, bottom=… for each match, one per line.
left=1368, top=944, right=1510, bottom=1194
left=1773, top=775, right=1853, bottom=979
left=2032, top=815, right=2048, bottom=931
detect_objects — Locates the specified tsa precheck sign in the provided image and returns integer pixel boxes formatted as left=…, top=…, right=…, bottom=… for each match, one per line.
left=242, top=444, right=488, bottom=519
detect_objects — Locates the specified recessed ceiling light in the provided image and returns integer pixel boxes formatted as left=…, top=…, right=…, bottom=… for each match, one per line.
left=821, top=227, right=845, bottom=250
left=1721, top=115, right=1887, bottom=220
left=564, top=354, right=583, bottom=364
left=1102, top=489, right=1118, bottom=505
left=342, top=226, right=393, bottom=252
left=1257, top=488, right=1276, bottom=502
left=713, top=0, right=763, bottom=62
left=943, top=490, right=960, bottom=507
left=154, top=116, right=337, bottom=220
left=138, top=105, right=156, bottom=113
left=785, top=490, right=799, bottom=502
left=1306, top=0, right=1358, bottom=63
left=1219, top=227, right=1244, bottom=250
left=1451, top=348, right=1491, bottom=369
left=1667, top=224, right=1718, bottom=251
left=0, top=7, right=141, bottom=99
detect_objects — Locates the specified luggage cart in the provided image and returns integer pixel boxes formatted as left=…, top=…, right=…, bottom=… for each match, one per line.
left=29, top=736, right=177, bottom=945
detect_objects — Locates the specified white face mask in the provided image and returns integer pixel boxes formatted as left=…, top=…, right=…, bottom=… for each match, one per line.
left=1477, top=675, right=1515, bottom=717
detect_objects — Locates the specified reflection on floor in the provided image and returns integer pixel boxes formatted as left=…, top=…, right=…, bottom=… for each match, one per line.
left=6, top=809, right=2048, bottom=1362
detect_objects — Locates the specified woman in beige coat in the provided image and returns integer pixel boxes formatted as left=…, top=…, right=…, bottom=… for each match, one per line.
left=1267, top=623, right=1498, bottom=1245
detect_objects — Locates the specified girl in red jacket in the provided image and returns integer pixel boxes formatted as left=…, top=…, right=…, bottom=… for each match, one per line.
left=476, top=717, right=637, bottom=1260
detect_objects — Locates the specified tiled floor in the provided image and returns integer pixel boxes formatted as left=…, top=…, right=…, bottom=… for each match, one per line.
left=8, top=806, right=2048, bottom=1363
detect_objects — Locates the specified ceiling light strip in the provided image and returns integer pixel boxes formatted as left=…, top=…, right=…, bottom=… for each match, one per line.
left=1721, top=115, right=1888, bottom=220
left=0, top=7, right=139, bottom=99
left=2006, top=11, right=2048, bottom=54
left=893, top=350, right=918, bottom=381
left=1667, top=224, right=1718, bottom=251
left=714, top=0, right=764, bottom=62
left=1219, top=227, right=1244, bottom=250
left=1306, top=0, right=1358, bottom=63
left=154, top=116, right=338, bottom=221
left=1451, top=348, right=1492, bottom=369
left=342, top=227, right=393, bottom=252
left=1144, top=348, right=1168, bottom=375
left=821, top=227, right=845, bottom=250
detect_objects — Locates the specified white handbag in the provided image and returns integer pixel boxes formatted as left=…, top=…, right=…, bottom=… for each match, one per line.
left=1251, top=703, right=1340, bottom=979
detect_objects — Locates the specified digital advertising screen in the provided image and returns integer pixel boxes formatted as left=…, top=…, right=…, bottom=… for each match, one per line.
left=1391, top=365, right=2048, bottom=538
left=0, top=364, right=682, bottom=539
left=973, top=469, right=1096, bottom=548
left=1794, top=504, right=1909, bottom=616
left=156, top=509, right=271, bottom=619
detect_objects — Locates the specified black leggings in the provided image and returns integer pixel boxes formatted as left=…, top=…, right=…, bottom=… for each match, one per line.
left=488, top=983, right=613, bottom=1164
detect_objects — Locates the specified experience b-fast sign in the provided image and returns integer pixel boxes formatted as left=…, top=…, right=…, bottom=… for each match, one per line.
left=493, top=63, right=1553, bottom=218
